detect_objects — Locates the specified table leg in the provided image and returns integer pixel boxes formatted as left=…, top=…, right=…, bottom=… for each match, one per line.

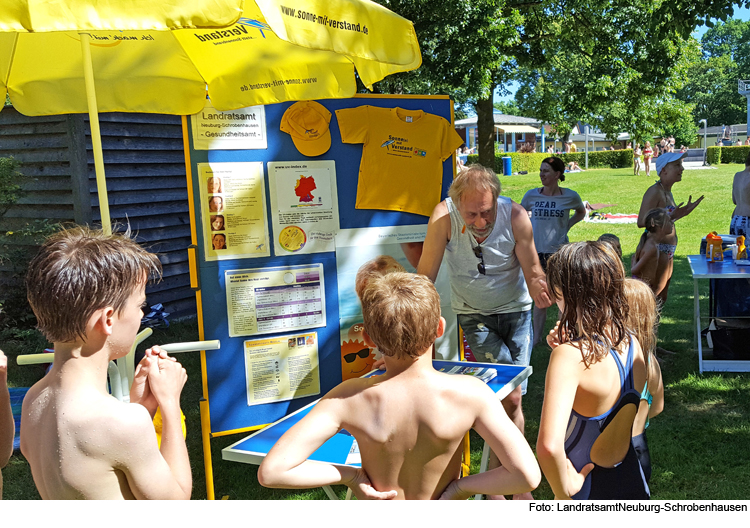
left=695, top=278, right=703, bottom=374
left=472, top=441, right=492, bottom=500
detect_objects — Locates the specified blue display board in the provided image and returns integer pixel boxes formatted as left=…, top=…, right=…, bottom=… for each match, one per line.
left=186, top=95, right=456, bottom=434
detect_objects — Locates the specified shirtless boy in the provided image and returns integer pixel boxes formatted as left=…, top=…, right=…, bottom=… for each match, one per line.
left=21, top=226, right=191, bottom=499
left=258, top=272, right=540, bottom=499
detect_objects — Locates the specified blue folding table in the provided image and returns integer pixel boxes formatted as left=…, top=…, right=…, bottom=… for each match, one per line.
left=222, top=360, right=532, bottom=499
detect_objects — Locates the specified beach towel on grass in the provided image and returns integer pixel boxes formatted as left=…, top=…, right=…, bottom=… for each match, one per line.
left=582, top=201, right=638, bottom=224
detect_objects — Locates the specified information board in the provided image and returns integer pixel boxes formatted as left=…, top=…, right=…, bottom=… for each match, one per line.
left=185, top=95, right=458, bottom=435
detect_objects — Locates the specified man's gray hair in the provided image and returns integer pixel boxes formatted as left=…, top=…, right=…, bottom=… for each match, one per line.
left=447, top=164, right=501, bottom=205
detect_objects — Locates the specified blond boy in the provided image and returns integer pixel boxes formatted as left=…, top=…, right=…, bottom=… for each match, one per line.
left=258, top=272, right=540, bottom=499
left=21, top=227, right=191, bottom=499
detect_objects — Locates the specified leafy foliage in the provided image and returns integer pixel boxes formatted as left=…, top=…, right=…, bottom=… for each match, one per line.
left=0, top=220, right=61, bottom=335
left=467, top=149, right=632, bottom=174
left=0, top=156, right=23, bottom=217
left=709, top=145, right=750, bottom=164
left=681, top=19, right=750, bottom=129
left=370, top=1, right=749, bottom=166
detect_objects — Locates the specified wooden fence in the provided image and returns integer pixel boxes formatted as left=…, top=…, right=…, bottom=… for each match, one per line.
left=0, top=106, right=196, bottom=321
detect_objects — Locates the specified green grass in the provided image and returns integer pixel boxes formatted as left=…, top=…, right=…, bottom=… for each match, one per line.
left=2, top=164, right=749, bottom=500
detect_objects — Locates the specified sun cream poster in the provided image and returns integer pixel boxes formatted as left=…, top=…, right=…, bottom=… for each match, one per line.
left=191, top=100, right=267, bottom=150
left=243, top=332, right=320, bottom=406
left=225, top=264, right=325, bottom=337
left=199, top=162, right=270, bottom=261
left=340, top=316, right=378, bottom=381
left=335, top=225, right=459, bottom=368
left=267, top=161, right=339, bottom=255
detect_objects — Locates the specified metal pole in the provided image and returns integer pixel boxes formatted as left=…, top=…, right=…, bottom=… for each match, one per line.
left=585, top=125, right=589, bottom=169
left=700, top=119, right=707, bottom=165
left=80, top=33, right=111, bottom=235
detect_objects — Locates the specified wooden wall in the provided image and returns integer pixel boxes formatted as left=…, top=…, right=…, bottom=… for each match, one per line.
left=0, top=106, right=196, bottom=321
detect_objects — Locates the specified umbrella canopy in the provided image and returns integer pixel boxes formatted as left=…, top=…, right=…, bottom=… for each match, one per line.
left=1, top=0, right=421, bottom=233
left=1, top=0, right=421, bottom=115
left=0, top=0, right=244, bottom=31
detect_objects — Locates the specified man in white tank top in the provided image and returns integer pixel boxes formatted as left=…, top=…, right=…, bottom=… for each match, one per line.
left=418, top=165, right=550, bottom=499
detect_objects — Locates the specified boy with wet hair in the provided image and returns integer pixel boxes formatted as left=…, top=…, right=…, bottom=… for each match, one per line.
left=21, top=226, right=191, bottom=499
left=259, top=271, right=540, bottom=499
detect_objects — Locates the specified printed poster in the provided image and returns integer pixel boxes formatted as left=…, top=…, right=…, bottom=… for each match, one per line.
left=243, top=332, right=320, bottom=406
left=191, top=100, right=267, bottom=150
left=268, top=161, right=339, bottom=255
left=335, top=225, right=459, bottom=369
left=199, top=162, right=270, bottom=261
left=225, top=264, right=325, bottom=337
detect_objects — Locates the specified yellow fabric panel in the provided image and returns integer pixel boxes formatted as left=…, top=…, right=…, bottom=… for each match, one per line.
left=0, top=0, right=243, bottom=32
left=174, top=13, right=356, bottom=110
left=7, top=31, right=206, bottom=115
left=336, top=106, right=463, bottom=217
left=3, top=2, right=422, bottom=115
left=257, top=0, right=420, bottom=67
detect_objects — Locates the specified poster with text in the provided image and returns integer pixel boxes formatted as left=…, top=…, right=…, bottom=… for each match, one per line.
left=225, top=264, right=325, bottom=337
left=243, top=332, right=320, bottom=406
left=191, top=100, right=267, bottom=150
left=268, top=161, right=339, bottom=255
left=199, top=162, right=270, bottom=261
left=335, top=225, right=459, bottom=362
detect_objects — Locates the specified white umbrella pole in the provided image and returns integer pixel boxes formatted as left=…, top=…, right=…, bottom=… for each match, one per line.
left=79, top=33, right=111, bottom=235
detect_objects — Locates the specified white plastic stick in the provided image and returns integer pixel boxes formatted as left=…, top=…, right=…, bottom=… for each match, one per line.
left=17, top=338, right=220, bottom=365
left=159, top=340, right=221, bottom=354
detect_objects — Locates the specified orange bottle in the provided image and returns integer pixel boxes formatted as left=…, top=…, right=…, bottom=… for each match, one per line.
left=706, top=232, right=724, bottom=262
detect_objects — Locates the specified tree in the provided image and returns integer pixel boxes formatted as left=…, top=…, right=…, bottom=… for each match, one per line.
left=371, top=0, right=522, bottom=167
left=678, top=19, right=750, bottom=128
left=370, top=0, right=750, bottom=166
left=493, top=100, right=523, bottom=116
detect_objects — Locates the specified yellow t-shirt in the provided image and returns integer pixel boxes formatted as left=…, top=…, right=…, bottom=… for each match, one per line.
left=336, top=106, right=463, bottom=217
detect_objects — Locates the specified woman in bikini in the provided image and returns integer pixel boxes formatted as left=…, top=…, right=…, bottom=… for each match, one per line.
left=538, top=241, right=648, bottom=500
left=642, top=141, right=653, bottom=177
left=730, top=151, right=750, bottom=237
left=637, top=151, right=704, bottom=305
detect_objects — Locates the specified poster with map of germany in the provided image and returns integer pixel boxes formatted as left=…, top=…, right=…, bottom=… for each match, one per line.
left=268, top=161, right=339, bottom=255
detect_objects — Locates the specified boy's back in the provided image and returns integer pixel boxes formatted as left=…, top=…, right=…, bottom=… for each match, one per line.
left=24, top=381, right=152, bottom=499
left=22, top=361, right=184, bottom=500
left=259, top=271, right=539, bottom=499
left=322, top=367, right=523, bottom=499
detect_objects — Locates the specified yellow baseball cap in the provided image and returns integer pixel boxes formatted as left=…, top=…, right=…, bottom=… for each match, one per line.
left=280, top=101, right=332, bottom=157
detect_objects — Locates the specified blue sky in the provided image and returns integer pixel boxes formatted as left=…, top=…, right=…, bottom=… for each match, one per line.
left=494, top=6, right=750, bottom=103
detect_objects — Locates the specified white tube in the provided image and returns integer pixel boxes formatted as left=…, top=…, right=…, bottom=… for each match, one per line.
left=159, top=340, right=221, bottom=354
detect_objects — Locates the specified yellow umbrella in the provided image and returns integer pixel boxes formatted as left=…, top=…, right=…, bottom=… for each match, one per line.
left=1, top=0, right=421, bottom=234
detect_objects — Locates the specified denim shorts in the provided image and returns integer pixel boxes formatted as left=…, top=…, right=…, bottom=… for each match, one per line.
left=458, top=310, right=532, bottom=394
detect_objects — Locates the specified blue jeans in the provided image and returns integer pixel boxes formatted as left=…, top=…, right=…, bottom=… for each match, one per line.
left=458, top=310, right=532, bottom=393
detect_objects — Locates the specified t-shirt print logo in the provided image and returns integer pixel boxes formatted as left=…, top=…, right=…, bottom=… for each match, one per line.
left=380, top=135, right=415, bottom=157
left=381, top=139, right=395, bottom=150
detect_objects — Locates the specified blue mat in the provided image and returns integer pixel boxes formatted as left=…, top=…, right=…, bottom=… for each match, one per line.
left=8, top=387, right=29, bottom=451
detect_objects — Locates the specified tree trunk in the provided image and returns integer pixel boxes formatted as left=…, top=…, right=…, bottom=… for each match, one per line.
left=476, top=90, right=496, bottom=170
